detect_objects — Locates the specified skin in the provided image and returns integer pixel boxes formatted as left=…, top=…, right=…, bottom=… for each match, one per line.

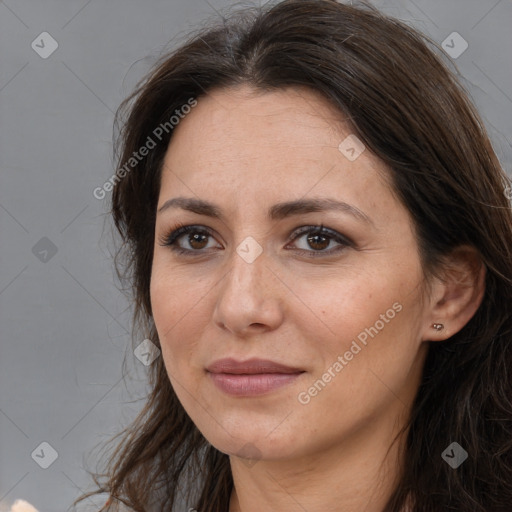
left=150, top=85, right=485, bottom=512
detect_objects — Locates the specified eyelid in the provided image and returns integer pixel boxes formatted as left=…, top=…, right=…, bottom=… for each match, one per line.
left=156, top=223, right=218, bottom=248
left=289, top=225, right=354, bottom=247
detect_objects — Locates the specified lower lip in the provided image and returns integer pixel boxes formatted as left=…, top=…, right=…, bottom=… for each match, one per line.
left=208, top=372, right=303, bottom=396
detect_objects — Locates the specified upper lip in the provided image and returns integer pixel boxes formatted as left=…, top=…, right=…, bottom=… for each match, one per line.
left=206, top=358, right=304, bottom=375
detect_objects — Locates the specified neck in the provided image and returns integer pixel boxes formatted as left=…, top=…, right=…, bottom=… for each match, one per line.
left=228, top=402, right=410, bottom=512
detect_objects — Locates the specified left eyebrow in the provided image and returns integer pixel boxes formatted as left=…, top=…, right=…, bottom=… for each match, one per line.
left=157, top=196, right=374, bottom=226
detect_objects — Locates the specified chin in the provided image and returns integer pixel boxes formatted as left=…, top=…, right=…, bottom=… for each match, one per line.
left=199, top=415, right=303, bottom=462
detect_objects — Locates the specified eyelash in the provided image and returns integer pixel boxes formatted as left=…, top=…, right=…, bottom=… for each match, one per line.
left=157, top=222, right=354, bottom=258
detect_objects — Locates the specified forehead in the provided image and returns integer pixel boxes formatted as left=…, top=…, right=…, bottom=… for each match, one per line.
left=166, top=85, right=351, bottom=158
left=157, top=85, right=397, bottom=224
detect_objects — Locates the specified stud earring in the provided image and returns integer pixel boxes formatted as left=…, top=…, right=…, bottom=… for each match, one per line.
left=432, top=323, right=444, bottom=331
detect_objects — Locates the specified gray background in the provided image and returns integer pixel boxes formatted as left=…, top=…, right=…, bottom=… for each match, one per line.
left=1, top=1, right=511, bottom=511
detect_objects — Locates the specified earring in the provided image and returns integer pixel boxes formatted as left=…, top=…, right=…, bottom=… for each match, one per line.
left=432, top=323, right=444, bottom=331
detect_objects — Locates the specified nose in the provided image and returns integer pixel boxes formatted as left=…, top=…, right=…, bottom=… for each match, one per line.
left=212, top=245, right=285, bottom=337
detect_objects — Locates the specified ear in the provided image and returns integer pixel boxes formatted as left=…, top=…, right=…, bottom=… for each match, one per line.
left=421, top=245, right=486, bottom=342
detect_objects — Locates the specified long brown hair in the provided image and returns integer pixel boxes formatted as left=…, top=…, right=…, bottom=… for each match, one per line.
left=73, top=1, right=512, bottom=510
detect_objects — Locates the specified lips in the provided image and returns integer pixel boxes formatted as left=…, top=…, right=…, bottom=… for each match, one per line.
left=206, top=358, right=304, bottom=375
left=206, top=358, right=305, bottom=396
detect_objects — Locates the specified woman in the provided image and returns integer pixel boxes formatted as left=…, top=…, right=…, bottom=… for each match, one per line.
left=74, top=1, right=512, bottom=510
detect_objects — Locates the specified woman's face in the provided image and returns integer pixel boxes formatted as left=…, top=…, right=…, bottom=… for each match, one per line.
left=150, top=85, right=431, bottom=462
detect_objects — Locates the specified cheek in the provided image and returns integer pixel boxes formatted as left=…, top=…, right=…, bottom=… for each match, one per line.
left=150, top=266, right=219, bottom=429
left=150, top=266, right=202, bottom=367
left=287, top=266, right=408, bottom=344
left=289, top=265, right=423, bottom=395
left=287, top=296, right=421, bottom=460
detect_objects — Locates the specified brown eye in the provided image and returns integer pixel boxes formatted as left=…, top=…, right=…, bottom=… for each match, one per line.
left=159, top=225, right=220, bottom=254
left=159, top=224, right=353, bottom=258
left=288, top=225, right=353, bottom=257
left=187, top=232, right=209, bottom=250
left=306, top=233, right=331, bottom=251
